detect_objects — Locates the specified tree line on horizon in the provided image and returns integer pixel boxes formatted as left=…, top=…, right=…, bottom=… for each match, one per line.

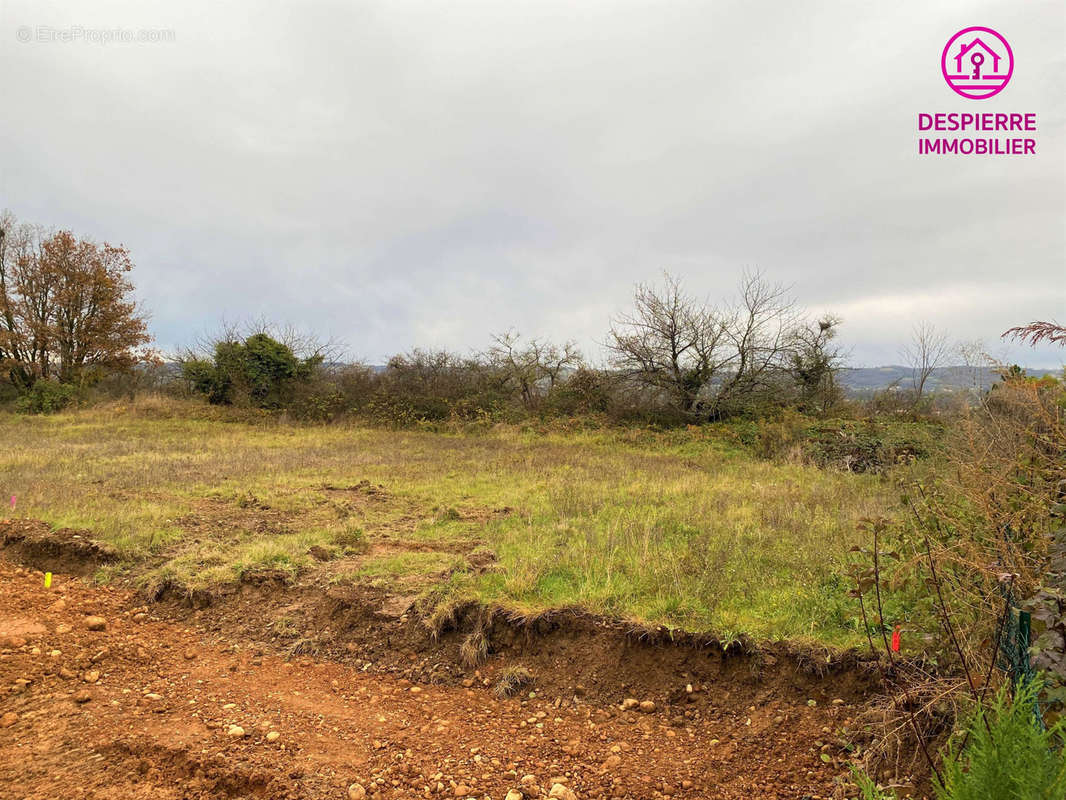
left=1, top=212, right=1059, bottom=421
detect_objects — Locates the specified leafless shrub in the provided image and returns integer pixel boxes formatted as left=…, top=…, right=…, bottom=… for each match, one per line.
left=901, top=321, right=950, bottom=408
left=484, top=330, right=582, bottom=410
left=607, top=271, right=823, bottom=420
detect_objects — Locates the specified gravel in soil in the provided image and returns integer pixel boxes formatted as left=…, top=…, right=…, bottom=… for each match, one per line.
left=1, top=561, right=867, bottom=799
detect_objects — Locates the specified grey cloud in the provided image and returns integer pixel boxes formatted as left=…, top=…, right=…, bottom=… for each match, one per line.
left=1, top=0, right=1063, bottom=367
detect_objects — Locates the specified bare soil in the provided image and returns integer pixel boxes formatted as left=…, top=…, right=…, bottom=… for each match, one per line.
left=1, top=520, right=118, bottom=577
left=1, top=528, right=894, bottom=800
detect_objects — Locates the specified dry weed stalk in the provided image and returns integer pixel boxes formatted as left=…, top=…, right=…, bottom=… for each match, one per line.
left=850, top=375, right=1065, bottom=782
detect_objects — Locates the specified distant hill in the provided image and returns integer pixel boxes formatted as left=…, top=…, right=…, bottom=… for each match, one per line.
left=838, top=365, right=1061, bottom=393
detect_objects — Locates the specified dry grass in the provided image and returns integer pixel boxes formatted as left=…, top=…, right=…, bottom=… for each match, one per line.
left=459, top=629, right=488, bottom=669
left=0, top=397, right=906, bottom=645
left=493, top=665, right=534, bottom=698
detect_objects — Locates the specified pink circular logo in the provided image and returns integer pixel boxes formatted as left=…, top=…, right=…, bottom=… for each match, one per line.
left=942, top=27, right=1013, bottom=99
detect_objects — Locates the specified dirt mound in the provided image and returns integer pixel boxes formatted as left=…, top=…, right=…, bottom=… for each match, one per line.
left=0, top=519, right=118, bottom=576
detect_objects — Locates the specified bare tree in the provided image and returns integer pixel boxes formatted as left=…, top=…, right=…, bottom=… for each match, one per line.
left=955, top=338, right=988, bottom=394
left=607, top=273, right=731, bottom=416
left=538, top=338, right=583, bottom=391
left=902, top=321, right=950, bottom=406
left=607, top=271, right=798, bottom=418
left=714, top=271, right=799, bottom=416
left=485, top=330, right=582, bottom=409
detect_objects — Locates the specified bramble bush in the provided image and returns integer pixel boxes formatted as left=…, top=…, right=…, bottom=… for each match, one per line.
left=180, top=332, right=321, bottom=409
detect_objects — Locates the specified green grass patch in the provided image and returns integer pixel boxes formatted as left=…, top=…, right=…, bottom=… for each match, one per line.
left=0, top=402, right=924, bottom=645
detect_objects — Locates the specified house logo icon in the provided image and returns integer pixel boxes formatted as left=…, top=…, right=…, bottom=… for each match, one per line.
left=941, top=27, right=1013, bottom=99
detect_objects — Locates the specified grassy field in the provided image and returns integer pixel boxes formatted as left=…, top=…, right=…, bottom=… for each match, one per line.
left=0, top=398, right=910, bottom=646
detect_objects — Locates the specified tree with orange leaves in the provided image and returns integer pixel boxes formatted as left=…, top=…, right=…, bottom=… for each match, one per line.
left=0, top=212, right=153, bottom=389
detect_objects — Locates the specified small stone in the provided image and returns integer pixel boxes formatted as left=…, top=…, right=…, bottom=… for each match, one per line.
left=226, top=724, right=246, bottom=737
left=548, top=784, right=577, bottom=800
left=620, top=698, right=639, bottom=710
left=638, top=700, right=656, bottom=713
left=73, top=689, right=92, bottom=703
left=0, top=712, right=17, bottom=728
left=82, top=670, right=100, bottom=683
left=453, top=785, right=471, bottom=797
left=266, top=731, right=281, bottom=742
left=348, top=783, right=367, bottom=799
left=55, top=624, right=72, bottom=635
left=184, top=649, right=197, bottom=661
left=505, top=791, right=523, bottom=800
left=143, top=693, right=163, bottom=701
left=85, top=616, right=107, bottom=631
left=832, top=698, right=845, bottom=706
left=222, top=703, right=237, bottom=710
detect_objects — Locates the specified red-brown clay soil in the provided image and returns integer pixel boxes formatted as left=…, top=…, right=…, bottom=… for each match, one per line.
left=1, top=560, right=875, bottom=800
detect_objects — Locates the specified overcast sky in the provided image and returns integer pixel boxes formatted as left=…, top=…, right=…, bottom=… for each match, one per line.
left=2, top=0, right=1063, bottom=367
